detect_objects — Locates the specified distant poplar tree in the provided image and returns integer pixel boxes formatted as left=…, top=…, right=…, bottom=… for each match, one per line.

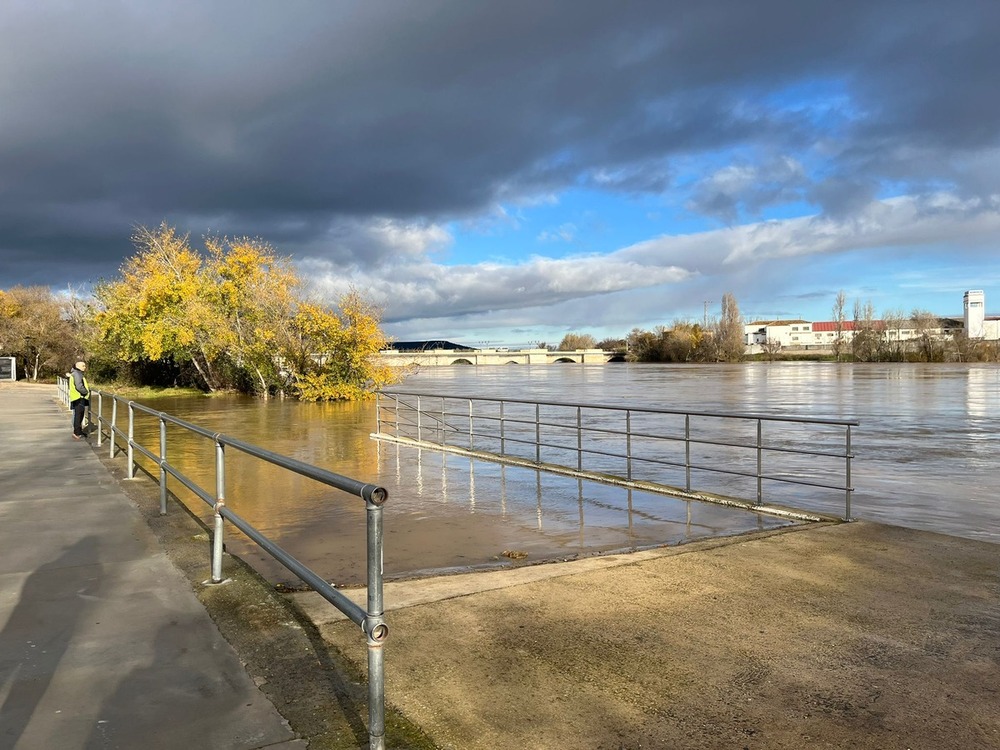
left=832, top=290, right=847, bottom=361
left=714, top=292, right=745, bottom=362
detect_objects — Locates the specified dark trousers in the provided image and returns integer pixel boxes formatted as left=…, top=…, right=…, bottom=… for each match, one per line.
left=71, top=398, right=88, bottom=436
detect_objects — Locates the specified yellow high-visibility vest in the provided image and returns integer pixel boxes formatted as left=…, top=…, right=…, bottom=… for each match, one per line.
left=68, top=370, right=89, bottom=401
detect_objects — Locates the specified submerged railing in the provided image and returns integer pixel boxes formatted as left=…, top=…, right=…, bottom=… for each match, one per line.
left=376, top=389, right=859, bottom=521
left=58, top=380, right=389, bottom=750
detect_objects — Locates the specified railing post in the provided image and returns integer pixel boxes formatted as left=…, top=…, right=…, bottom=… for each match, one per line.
left=756, top=419, right=763, bottom=506
left=211, top=439, right=226, bottom=583
left=96, top=392, right=103, bottom=446
left=468, top=399, right=474, bottom=450
left=375, top=393, right=381, bottom=435
left=159, top=415, right=168, bottom=515
left=127, top=402, right=135, bottom=479
left=576, top=406, right=583, bottom=471
left=626, top=410, right=632, bottom=481
left=440, top=396, right=447, bottom=445
left=845, top=425, right=853, bottom=521
left=684, top=414, right=691, bottom=491
left=535, top=403, right=541, bottom=463
left=499, top=400, right=505, bottom=456
left=416, top=395, right=422, bottom=443
left=110, top=398, right=118, bottom=458
left=365, top=495, right=388, bottom=750
left=393, top=394, right=400, bottom=438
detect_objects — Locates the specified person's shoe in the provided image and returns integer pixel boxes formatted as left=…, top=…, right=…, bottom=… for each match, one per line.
left=73, top=434, right=83, bottom=440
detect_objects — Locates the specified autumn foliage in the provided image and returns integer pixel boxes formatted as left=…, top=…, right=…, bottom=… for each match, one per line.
left=91, top=224, right=398, bottom=399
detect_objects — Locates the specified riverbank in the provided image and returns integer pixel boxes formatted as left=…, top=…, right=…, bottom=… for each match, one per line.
left=297, top=520, right=1000, bottom=750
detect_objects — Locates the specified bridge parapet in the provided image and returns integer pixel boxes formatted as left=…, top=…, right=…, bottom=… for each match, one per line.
left=378, top=348, right=619, bottom=367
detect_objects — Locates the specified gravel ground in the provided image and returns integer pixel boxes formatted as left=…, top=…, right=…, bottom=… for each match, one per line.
left=312, top=521, right=1000, bottom=750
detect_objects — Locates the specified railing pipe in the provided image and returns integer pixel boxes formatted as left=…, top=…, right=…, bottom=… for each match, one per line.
left=376, top=389, right=859, bottom=520
left=127, top=402, right=135, bottom=479
left=110, top=398, right=118, bottom=459
left=212, top=438, right=226, bottom=583
left=684, top=414, right=691, bottom=492
left=756, top=419, right=763, bottom=506
left=576, top=406, right=583, bottom=471
left=499, top=400, right=506, bottom=456
left=159, top=416, right=168, bottom=515
left=626, top=410, right=633, bottom=481
left=845, top=425, right=853, bottom=521
left=96, top=392, right=104, bottom=447
left=89, top=388, right=388, bottom=749
left=366, top=495, right=387, bottom=750
left=535, top=404, right=541, bottom=463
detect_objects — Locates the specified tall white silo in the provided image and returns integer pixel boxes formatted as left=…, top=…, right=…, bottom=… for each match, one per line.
left=964, top=290, right=985, bottom=338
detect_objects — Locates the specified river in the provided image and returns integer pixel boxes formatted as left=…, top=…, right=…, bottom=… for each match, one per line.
left=122, top=362, right=999, bottom=585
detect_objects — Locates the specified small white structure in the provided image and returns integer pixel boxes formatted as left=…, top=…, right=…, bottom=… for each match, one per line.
left=0, top=356, right=15, bottom=381
left=964, top=289, right=1000, bottom=339
left=964, top=290, right=985, bottom=338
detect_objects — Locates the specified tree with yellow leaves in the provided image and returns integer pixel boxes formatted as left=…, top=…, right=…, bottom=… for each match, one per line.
left=287, top=292, right=398, bottom=401
left=91, top=224, right=398, bottom=399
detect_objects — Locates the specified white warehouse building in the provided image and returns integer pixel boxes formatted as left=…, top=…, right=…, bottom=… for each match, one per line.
left=745, top=290, right=1000, bottom=350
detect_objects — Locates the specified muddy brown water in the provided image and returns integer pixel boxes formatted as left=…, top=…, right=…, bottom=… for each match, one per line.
left=112, top=362, right=999, bottom=585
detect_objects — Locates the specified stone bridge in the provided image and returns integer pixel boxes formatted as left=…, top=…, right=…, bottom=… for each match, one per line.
left=378, top=347, right=624, bottom=367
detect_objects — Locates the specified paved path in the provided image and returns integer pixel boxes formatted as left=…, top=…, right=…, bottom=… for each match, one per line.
left=0, top=383, right=301, bottom=749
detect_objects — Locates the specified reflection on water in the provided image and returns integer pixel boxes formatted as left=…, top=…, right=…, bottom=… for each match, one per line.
left=120, top=362, right=999, bottom=584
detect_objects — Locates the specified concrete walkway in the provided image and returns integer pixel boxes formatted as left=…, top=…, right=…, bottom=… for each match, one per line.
left=299, top=501, right=1000, bottom=749
left=0, top=383, right=301, bottom=749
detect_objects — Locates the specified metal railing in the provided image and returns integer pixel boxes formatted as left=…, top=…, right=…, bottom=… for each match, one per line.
left=376, top=389, right=859, bottom=521
left=59, top=380, right=390, bottom=750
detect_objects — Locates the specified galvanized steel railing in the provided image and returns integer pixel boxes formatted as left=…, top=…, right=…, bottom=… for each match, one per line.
left=376, top=389, right=859, bottom=521
left=60, top=381, right=389, bottom=750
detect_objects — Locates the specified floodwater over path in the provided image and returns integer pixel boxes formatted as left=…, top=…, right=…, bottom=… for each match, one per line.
left=122, top=362, right=999, bottom=585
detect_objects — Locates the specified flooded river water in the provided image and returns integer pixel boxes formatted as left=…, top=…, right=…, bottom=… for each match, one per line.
left=120, top=362, right=999, bottom=585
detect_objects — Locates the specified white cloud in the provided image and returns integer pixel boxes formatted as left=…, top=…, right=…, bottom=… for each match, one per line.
left=296, top=191, right=1000, bottom=341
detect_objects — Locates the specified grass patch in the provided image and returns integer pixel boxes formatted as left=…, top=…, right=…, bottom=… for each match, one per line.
left=92, top=383, right=209, bottom=399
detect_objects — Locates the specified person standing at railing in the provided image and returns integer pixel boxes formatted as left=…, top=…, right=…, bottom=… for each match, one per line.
left=68, top=361, right=90, bottom=440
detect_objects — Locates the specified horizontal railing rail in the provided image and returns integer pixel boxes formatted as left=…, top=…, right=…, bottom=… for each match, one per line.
left=59, top=379, right=389, bottom=750
left=376, top=389, right=859, bottom=521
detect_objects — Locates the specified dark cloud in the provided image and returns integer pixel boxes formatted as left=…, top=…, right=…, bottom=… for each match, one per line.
left=1, top=0, right=998, bottom=295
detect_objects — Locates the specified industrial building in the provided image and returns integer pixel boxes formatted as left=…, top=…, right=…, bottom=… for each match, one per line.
left=745, top=290, right=1000, bottom=351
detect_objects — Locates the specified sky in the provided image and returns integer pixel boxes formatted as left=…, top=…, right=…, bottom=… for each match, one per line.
left=2, top=1, right=999, bottom=348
